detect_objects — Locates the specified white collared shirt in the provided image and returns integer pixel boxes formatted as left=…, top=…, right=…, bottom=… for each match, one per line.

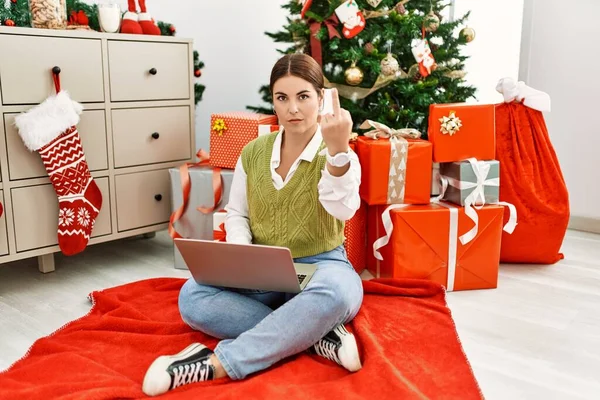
left=224, top=126, right=361, bottom=244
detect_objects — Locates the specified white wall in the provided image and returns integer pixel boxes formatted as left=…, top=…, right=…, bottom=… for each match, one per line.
left=520, top=0, right=600, bottom=222
left=451, top=1, right=524, bottom=104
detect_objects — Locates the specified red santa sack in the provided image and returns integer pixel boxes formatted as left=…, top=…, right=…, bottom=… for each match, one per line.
left=495, top=78, right=570, bottom=264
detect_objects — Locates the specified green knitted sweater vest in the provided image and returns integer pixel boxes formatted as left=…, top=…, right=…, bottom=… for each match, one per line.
left=241, top=132, right=345, bottom=258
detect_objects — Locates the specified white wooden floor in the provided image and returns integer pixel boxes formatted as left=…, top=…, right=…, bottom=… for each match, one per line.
left=0, top=230, right=598, bottom=399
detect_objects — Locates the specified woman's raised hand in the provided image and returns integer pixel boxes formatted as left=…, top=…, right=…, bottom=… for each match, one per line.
left=319, top=88, right=352, bottom=154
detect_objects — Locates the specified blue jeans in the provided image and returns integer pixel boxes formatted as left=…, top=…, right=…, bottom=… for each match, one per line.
left=178, top=245, right=364, bottom=380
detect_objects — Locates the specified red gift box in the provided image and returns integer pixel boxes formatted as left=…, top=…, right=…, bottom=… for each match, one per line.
left=209, top=112, right=279, bottom=169
left=356, top=136, right=432, bottom=206
left=344, top=200, right=367, bottom=274
left=428, top=103, right=495, bottom=163
left=367, top=202, right=505, bottom=291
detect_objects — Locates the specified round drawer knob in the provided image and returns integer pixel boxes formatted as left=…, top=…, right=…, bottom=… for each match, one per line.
left=149, top=68, right=157, bottom=75
left=154, top=194, right=163, bottom=201
left=52, top=66, right=61, bottom=74
left=151, top=132, right=160, bottom=139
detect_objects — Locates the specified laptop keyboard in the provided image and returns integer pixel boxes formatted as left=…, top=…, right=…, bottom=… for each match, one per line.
left=297, top=274, right=307, bottom=285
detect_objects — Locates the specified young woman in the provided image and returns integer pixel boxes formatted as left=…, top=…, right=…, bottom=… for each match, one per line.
left=142, top=54, right=364, bottom=396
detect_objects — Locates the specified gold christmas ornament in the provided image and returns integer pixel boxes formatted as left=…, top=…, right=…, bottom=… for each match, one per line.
left=344, top=62, right=364, bottom=86
left=380, top=53, right=400, bottom=76
left=424, top=10, right=440, bottom=32
left=386, top=108, right=398, bottom=121
left=439, top=111, right=462, bottom=136
left=460, top=26, right=476, bottom=42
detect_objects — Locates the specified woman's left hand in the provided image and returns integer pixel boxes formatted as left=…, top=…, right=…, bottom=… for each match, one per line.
left=319, top=88, right=352, bottom=154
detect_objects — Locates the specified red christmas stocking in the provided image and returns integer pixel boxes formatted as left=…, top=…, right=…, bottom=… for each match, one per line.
left=120, top=0, right=143, bottom=34
left=14, top=75, right=102, bottom=256
left=138, top=0, right=161, bottom=35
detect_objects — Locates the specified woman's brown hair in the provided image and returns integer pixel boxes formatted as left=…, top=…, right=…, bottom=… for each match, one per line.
left=269, top=54, right=324, bottom=96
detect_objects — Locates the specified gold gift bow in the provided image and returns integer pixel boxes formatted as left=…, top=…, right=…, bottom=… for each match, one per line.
left=359, top=120, right=422, bottom=140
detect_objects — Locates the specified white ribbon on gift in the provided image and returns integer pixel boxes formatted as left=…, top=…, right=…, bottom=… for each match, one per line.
left=435, top=202, right=459, bottom=291
left=496, top=77, right=551, bottom=112
left=372, top=204, right=409, bottom=262
left=359, top=119, right=422, bottom=140
left=436, top=158, right=518, bottom=245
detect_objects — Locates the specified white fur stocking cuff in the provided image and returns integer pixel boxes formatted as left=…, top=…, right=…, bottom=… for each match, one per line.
left=14, top=91, right=84, bottom=151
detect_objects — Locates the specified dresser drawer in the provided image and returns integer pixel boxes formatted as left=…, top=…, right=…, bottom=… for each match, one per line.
left=4, top=110, right=108, bottom=181
left=0, top=35, right=104, bottom=104
left=107, top=41, right=189, bottom=102
left=112, top=106, right=191, bottom=168
left=0, top=191, right=9, bottom=256
left=115, top=169, right=171, bottom=232
left=11, top=177, right=111, bottom=252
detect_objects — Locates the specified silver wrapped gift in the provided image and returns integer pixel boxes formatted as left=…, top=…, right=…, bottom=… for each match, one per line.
left=169, top=166, right=234, bottom=270
left=439, top=159, right=500, bottom=206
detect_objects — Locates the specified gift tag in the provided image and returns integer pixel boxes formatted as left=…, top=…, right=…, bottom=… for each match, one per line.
left=335, top=0, right=366, bottom=39
left=411, top=38, right=436, bottom=77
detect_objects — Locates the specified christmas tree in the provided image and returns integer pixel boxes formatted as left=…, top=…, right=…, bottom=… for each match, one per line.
left=248, top=0, right=477, bottom=137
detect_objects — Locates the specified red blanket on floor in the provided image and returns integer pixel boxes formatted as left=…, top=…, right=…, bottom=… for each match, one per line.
left=0, top=278, right=483, bottom=399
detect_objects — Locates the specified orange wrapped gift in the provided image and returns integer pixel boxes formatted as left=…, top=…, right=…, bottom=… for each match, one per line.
left=344, top=200, right=367, bottom=274
left=356, top=120, right=432, bottom=206
left=367, top=202, right=506, bottom=291
left=210, top=112, right=279, bottom=169
left=428, top=103, right=495, bottom=163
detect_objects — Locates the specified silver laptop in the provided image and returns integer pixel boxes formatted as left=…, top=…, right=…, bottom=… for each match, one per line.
left=174, top=238, right=317, bottom=293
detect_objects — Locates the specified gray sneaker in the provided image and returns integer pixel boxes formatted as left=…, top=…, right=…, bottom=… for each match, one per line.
left=142, top=343, right=215, bottom=397
left=311, top=324, right=362, bottom=372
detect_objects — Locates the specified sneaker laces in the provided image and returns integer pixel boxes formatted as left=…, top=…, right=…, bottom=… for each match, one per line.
left=172, top=358, right=213, bottom=389
left=313, top=338, right=342, bottom=365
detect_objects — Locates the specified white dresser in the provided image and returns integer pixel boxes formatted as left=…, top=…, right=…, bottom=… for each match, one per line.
left=0, top=26, right=196, bottom=272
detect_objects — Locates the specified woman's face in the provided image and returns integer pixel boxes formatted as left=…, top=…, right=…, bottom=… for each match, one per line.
left=272, top=75, right=322, bottom=135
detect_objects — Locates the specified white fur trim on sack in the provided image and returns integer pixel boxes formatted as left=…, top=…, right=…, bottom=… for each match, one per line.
left=14, top=91, right=83, bottom=151
left=495, top=77, right=551, bottom=112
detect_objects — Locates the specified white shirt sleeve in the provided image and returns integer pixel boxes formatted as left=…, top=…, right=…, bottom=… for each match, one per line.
left=317, top=149, right=362, bottom=221
left=224, top=158, right=253, bottom=244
